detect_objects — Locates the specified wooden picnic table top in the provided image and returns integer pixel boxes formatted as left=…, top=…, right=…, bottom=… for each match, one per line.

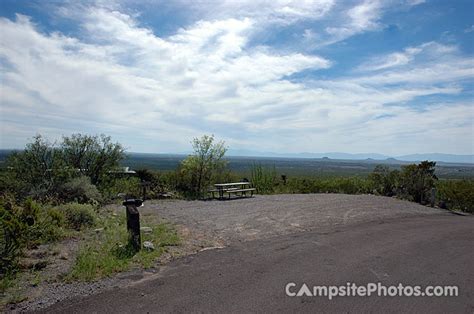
left=214, top=182, right=251, bottom=187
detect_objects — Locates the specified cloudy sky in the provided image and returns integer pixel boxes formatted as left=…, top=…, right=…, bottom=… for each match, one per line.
left=0, top=0, right=473, bottom=155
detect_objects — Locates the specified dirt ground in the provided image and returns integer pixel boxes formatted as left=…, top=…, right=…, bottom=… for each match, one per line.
left=142, top=193, right=443, bottom=246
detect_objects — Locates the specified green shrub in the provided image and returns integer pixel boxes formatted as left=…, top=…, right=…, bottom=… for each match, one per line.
left=101, top=177, right=142, bottom=200
left=0, top=203, right=24, bottom=275
left=59, top=176, right=103, bottom=205
left=61, top=203, right=96, bottom=230
left=368, top=165, right=400, bottom=196
left=20, top=200, right=65, bottom=246
left=47, top=207, right=65, bottom=227
left=250, top=164, right=276, bottom=194
left=399, top=161, right=437, bottom=204
left=26, top=212, right=64, bottom=244
left=20, top=198, right=41, bottom=226
left=6, top=133, right=125, bottom=202
left=278, top=176, right=370, bottom=195
left=437, top=180, right=474, bottom=213
left=6, top=135, right=72, bottom=202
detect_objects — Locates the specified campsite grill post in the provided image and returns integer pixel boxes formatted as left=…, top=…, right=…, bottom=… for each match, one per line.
left=430, top=188, right=436, bottom=207
left=122, top=199, right=143, bottom=252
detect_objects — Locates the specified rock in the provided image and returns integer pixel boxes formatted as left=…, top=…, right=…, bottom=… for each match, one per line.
left=143, top=241, right=155, bottom=251
left=59, top=253, right=68, bottom=260
left=158, top=193, right=173, bottom=199
left=94, top=228, right=104, bottom=233
left=140, top=227, right=152, bottom=234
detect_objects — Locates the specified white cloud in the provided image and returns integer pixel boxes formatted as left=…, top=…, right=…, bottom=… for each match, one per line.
left=465, top=25, right=474, bottom=33
left=324, top=0, right=383, bottom=45
left=0, top=6, right=473, bottom=155
left=183, top=0, right=336, bottom=24
left=405, top=0, right=426, bottom=6
left=357, top=42, right=458, bottom=72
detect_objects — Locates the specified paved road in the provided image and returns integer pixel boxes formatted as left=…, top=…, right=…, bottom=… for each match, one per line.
left=43, top=213, right=473, bottom=313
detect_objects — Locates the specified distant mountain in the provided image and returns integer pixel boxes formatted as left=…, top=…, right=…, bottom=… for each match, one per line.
left=1, top=149, right=473, bottom=164
left=395, top=153, right=474, bottom=164
left=225, top=149, right=473, bottom=164
left=225, top=149, right=390, bottom=160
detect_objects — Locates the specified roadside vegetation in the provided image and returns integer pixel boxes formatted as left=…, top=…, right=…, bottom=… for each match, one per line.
left=1, top=133, right=473, bottom=306
left=68, top=214, right=179, bottom=282
left=0, top=134, right=179, bottom=306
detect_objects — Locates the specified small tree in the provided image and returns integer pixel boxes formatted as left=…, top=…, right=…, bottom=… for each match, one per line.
left=61, top=134, right=125, bottom=185
left=6, top=134, right=125, bottom=201
left=7, top=135, right=70, bottom=200
left=179, top=135, right=227, bottom=197
left=400, top=161, right=437, bottom=203
left=368, top=165, right=400, bottom=196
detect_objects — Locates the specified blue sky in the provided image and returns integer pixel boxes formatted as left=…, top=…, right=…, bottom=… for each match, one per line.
left=0, top=0, right=473, bottom=155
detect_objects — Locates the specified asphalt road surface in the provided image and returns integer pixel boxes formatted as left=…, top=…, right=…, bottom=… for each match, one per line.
left=43, top=213, right=473, bottom=313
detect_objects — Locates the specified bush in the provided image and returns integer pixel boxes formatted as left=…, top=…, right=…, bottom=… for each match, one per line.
left=6, top=133, right=125, bottom=202
left=0, top=203, right=24, bottom=275
left=61, top=203, right=96, bottom=230
left=368, top=165, right=400, bottom=196
left=399, top=161, right=438, bottom=204
left=59, top=176, right=102, bottom=205
left=20, top=199, right=65, bottom=246
left=1, top=199, right=68, bottom=276
left=277, top=176, right=371, bottom=195
left=20, top=198, right=41, bottom=226
left=250, top=164, right=276, bottom=194
left=437, top=180, right=474, bottom=213
left=101, top=177, right=142, bottom=200
left=46, top=207, right=66, bottom=227
left=26, top=212, right=65, bottom=245
left=6, top=135, right=73, bottom=202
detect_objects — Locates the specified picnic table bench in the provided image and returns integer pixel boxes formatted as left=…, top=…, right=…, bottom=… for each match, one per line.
left=209, top=182, right=256, bottom=199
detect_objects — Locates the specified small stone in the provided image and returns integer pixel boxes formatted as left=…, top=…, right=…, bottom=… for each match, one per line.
left=140, top=227, right=152, bottom=234
left=59, top=253, right=68, bottom=260
left=94, top=228, right=104, bottom=233
left=143, top=241, right=155, bottom=251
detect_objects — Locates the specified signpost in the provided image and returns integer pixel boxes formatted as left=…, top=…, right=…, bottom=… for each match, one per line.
left=122, top=199, right=143, bottom=252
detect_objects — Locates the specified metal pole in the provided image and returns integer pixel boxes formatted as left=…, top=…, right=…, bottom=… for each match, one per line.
left=430, top=188, right=436, bottom=207
left=123, top=199, right=143, bottom=252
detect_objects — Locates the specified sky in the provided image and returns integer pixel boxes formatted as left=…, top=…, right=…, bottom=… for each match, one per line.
left=0, top=0, right=473, bottom=155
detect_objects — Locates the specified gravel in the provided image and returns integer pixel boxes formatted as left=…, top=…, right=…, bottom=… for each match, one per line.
left=143, top=193, right=445, bottom=244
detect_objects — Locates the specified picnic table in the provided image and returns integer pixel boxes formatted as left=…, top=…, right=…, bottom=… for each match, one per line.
left=209, top=182, right=256, bottom=199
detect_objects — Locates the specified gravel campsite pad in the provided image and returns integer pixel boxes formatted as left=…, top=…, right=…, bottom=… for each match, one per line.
left=142, top=194, right=444, bottom=246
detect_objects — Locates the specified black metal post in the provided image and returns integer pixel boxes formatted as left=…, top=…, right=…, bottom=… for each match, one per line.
left=123, top=199, right=143, bottom=252
left=430, top=188, right=436, bottom=207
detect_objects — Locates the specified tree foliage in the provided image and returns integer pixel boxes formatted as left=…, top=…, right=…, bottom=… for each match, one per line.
left=399, top=161, right=438, bottom=203
left=368, top=165, right=400, bottom=196
left=61, top=134, right=125, bottom=185
left=7, top=135, right=70, bottom=200
left=6, top=134, right=125, bottom=202
left=178, top=135, right=227, bottom=197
